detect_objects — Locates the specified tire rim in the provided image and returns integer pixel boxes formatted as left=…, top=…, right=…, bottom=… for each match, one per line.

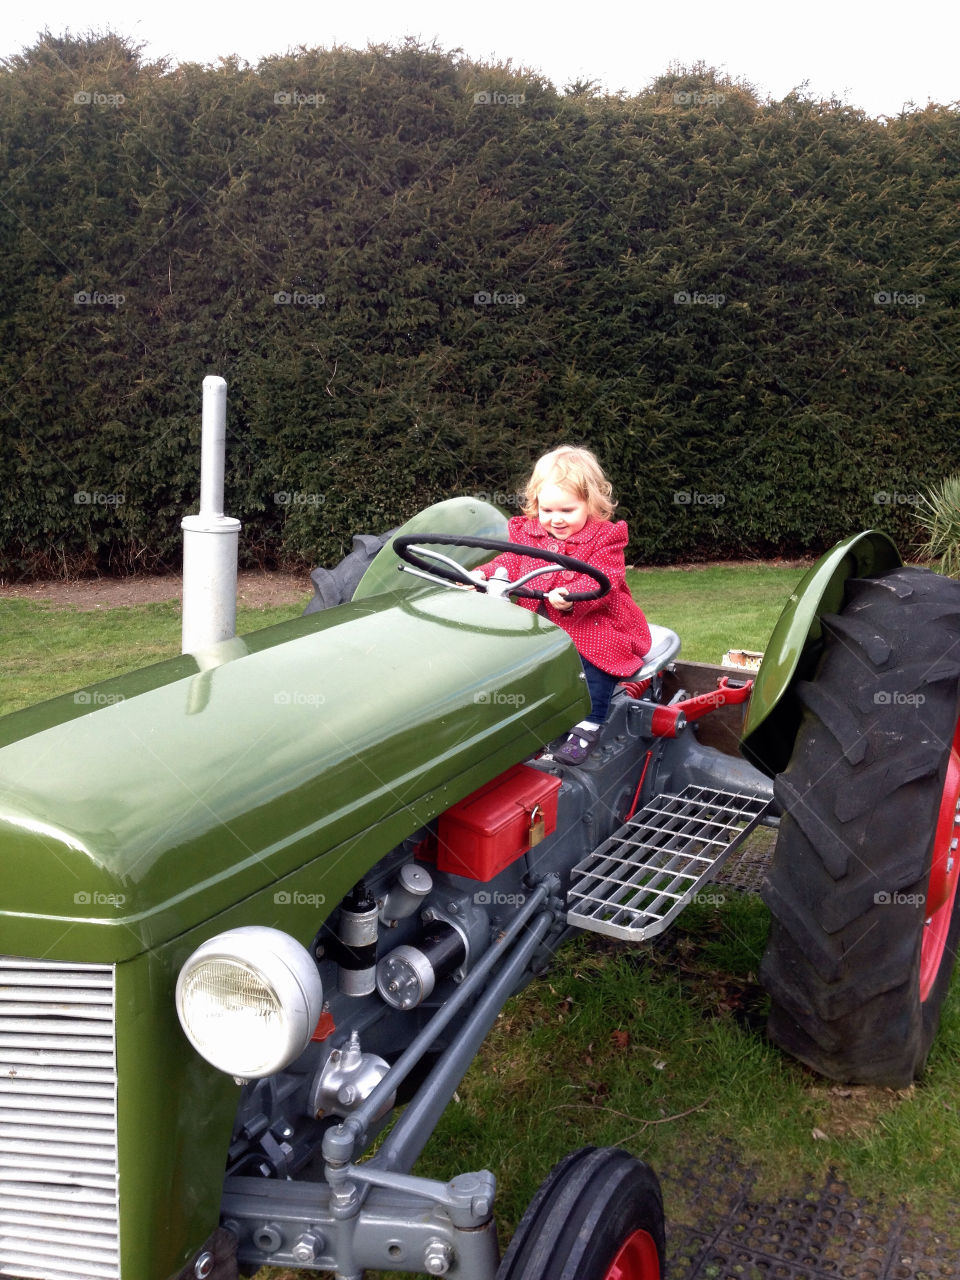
left=920, top=717, right=960, bottom=1002
left=604, top=1229, right=661, bottom=1280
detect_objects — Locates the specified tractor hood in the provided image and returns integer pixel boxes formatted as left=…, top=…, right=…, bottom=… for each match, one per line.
left=0, top=590, right=586, bottom=963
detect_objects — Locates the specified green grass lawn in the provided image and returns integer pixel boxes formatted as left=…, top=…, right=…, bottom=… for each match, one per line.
left=626, top=563, right=803, bottom=664
left=4, top=563, right=959, bottom=1276
left=414, top=899, right=960, bottom=1234
left=0, top=563, right=802, bottom=716
left=0, top=595, right=309, bottom=717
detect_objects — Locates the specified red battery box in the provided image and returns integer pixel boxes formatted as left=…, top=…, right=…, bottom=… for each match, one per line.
left=436, top=763, right=561, bottom=881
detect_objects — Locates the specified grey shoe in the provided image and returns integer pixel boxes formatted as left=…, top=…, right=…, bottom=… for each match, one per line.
left=552, top=726, right=600, bottom=765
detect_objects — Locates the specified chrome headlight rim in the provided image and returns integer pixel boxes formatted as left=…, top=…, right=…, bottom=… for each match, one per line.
left=175, top=925, right=323, bottom=1079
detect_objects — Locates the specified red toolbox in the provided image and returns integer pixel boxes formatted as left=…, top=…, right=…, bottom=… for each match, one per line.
left=436, top=764, right=562, bottom=880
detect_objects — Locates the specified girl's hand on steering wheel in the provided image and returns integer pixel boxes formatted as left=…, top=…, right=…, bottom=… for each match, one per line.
left=547, top=586, right=573, bottom=612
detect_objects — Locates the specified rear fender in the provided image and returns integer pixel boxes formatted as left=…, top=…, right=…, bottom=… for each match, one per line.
left=740, top=529, right=901, bottom=776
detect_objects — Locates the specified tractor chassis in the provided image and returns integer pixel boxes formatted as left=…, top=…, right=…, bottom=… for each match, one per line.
left=221, top=878, right=561, bottom=1278
left=219, top=690, right=774, bottom=1279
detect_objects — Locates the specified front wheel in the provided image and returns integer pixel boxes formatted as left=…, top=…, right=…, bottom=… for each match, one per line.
left=496, top=1147, right=665, bottom=1280
left=761, top=565, right=960, bottom=1086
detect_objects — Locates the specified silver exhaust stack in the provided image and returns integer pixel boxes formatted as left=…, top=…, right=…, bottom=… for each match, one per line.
left=181, top=376, right=241, bottom=655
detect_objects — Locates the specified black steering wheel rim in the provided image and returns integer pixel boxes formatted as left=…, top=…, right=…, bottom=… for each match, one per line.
left=392, top=533, right=610, bottom=601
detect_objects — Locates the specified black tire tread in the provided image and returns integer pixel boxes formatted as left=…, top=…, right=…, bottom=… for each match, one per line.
left=497, top=1146, right=665, bottom=1280
left=761, top=565, right=960, bottom=1086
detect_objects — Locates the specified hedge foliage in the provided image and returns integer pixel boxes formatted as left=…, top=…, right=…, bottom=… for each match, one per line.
left=1, top=33, right=958, bottom=574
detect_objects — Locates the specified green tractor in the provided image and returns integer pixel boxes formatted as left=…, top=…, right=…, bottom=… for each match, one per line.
left=1, top=496, right=958, bottom=1280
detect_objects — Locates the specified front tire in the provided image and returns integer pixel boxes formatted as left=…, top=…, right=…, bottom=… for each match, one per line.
left=497, top=1146, right=665, bottom=1280
left=761, top=565, right=960, bottom=1086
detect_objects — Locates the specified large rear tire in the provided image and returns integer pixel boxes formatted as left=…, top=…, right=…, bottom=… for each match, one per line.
left=496, top=1146, right=665, bottom=1280
left=761, top=565, right=960, bottom=1086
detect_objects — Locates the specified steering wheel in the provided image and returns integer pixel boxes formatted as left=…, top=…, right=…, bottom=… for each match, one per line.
left=392, top=533, right=610, bottom=601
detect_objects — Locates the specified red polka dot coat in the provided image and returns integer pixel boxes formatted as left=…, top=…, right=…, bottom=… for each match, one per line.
left=478, top=516, right=651, bottom=677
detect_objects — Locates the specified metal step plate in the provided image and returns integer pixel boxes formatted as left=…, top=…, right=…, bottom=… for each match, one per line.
left=566, top=785, right=772, bottom=941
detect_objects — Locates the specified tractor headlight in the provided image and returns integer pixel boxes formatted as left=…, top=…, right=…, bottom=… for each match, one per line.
left=176, top=926, right=323, bottom=1079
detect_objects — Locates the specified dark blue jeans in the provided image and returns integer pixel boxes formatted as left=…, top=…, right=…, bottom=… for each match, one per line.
left=581, top=657, right=619, bottom=723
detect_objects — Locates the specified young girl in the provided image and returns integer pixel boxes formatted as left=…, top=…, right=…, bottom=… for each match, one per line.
left=473, top=445, right=651, bottom=765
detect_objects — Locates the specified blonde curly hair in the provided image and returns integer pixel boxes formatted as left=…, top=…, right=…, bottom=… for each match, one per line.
left=521, top=445, right=616, bottom=521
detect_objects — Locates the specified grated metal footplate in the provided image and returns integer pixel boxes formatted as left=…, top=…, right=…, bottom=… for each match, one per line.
left=566, top=785, right=771, bottom=941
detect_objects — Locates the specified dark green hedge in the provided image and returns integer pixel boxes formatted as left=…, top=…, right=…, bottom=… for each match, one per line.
left=1, top=35, right=958, bottom=574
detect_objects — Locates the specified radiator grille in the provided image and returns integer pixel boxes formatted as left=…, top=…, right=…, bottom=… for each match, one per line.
left=0, top=958, right=120, bottom=1280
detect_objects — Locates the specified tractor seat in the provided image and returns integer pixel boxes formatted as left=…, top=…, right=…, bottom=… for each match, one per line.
left=625, top=623, right=681, bottom=683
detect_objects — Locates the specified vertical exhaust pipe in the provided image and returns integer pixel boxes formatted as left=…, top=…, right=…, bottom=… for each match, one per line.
left=181, top=376, right=241, bottom=655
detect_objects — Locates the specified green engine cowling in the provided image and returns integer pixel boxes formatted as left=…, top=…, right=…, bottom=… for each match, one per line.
left=0, top=517, right=589, bottom=1277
